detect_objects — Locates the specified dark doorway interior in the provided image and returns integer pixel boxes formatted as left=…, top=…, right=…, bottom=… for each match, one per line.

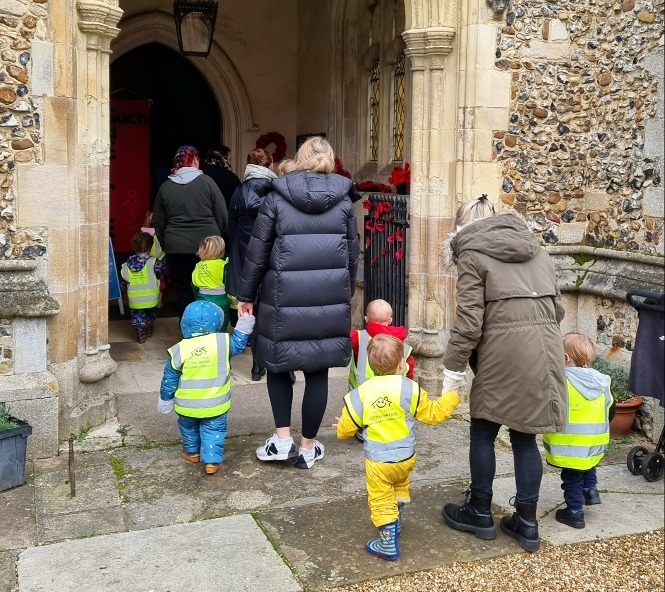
left=109, top=43, right=221, bottom=320
left=110, top=42, right=222, bottom=211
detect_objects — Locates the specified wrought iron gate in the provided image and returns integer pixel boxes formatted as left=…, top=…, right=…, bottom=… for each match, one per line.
left=362, top=194, right=409, bottom=327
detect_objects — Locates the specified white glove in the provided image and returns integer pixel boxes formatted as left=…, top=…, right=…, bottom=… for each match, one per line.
left=441, top=367, right=467, bottom=394
left=157, top=397, right=174, bottom=415
left=235, top=314, right=256, bottom=336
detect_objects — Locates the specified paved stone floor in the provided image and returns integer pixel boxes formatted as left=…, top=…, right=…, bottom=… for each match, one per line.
left=0, top=317, right=663, bottom=592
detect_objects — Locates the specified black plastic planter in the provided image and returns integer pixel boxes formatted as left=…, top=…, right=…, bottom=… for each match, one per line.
left=0, top=419, right=32, bottom=492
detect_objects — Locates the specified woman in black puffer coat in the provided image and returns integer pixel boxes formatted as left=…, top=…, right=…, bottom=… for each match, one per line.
left=226, top=148, right=277, bottom=380
left=236, top=137, right=358, bottom=470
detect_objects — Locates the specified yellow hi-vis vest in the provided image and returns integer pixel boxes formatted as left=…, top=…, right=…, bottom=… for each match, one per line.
left=150, top=235, right=164, bottom=260
left=168, top=333, right=232, bottom=418
left=192, top=258, right=228, bottom=296
left=349, top=330, right=413, bottom=389
left=543, top=380, right=613, bottom=471
left=120, top=257, right=159, bottom=309
left=344, top=375, right=420, bottom=463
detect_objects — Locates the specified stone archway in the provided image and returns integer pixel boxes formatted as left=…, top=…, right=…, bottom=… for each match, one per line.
left=111, top=11, right=259, bottom=176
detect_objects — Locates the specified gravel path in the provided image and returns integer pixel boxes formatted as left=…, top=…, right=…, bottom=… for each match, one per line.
left=323, top=530, right=664, bottom=592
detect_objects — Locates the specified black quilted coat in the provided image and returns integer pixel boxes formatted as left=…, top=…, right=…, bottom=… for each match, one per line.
left=235, top=172, right=359, bottom=373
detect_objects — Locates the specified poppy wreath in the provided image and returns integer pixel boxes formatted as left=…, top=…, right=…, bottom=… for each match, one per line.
left=256, top=132, right=287, bottom=163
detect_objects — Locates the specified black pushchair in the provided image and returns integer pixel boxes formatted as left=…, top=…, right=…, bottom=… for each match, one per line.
left=625, top=290, right=665, bottom=482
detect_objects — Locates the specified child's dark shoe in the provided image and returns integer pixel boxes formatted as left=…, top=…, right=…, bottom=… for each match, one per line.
left=555, top=507, right=585, bottom=529
left=583, top=488, right=601, bottom=505
left=180, top=452, right=200, bottom=463
left=205, top=463, right=223, bottom=475
left=146, top=325, right=154, bottom=338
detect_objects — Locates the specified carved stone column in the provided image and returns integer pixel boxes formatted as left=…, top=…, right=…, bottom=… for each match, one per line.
left=75, top=0, right=122, bottom=383
left=402, top=27, right=457, bottom=394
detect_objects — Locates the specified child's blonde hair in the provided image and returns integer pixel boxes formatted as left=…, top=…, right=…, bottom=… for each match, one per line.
left=143, top=211, right=154, bottom=227
left=295, top=137, right=336, bottom=173
left=197, top=235, right=225, bottom=260
left=278, top=159, right=296, bottom=176
left=563, top=332, right=596, bottom=368
left=366, top=299, right=392, bottom=325
left=367, top=334, right=403, bottom=376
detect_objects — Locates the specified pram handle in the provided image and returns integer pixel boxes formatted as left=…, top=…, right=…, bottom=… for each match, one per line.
left=626, top=290, right=665, bottom=313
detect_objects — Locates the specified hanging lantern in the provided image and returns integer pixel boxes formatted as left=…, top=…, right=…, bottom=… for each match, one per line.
left=173, top=1, right=218, bottom=57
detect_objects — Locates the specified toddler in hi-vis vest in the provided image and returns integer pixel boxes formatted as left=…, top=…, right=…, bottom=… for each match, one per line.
left=120, top=231, right=165, bottom=344
left=543, top=332, right=616, bottom=529
left=335, top=334, right=460, bottom=561
left=192, top=235, right=231, bottom=331
left=158, top=301, right=255, bottom=475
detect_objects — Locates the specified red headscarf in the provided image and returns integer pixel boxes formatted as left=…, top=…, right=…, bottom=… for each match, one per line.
left=172, top=145, right=199, bottom=173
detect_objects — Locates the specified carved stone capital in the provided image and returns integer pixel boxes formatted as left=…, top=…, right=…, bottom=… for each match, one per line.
left=77, top=0, right=123, bottom=50
left=79, top=346, right=117, bottom=383
left=402, top=27, right=456, bottom=69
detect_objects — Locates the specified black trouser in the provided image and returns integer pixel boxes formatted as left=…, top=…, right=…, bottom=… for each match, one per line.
left=267, top=368, right=329, bottom=440
left=166, top=253, right=198, bottom=318
left=469, top=418, right=543, bottom=504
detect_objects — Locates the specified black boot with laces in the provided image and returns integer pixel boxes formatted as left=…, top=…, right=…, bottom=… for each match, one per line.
left=500, top=498, right=540, bottom=552
left=442, top=490, right=496, bottom=540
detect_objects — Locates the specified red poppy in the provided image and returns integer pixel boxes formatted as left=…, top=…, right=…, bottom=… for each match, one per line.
left=375, top=222, right=386, bottom=232
left=365, top=237, right=371, bottom=248
left=365, top=220, right=374, bottom=231
left=396, top=248, right=404, bottom=261
left=371, top=255, right=379, bottom=266
left=395, top=229, right=404, bottom=242
left=387, top=233, right=395, bottom=244
left=381, top=247, right=387, bottom=256
left=362, top=199, right=372, bottom=211
left=381, top=201, right=391, bottom=213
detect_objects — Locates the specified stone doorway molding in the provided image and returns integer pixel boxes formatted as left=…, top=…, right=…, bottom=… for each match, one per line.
left=111, top=11, right=259, bottom=176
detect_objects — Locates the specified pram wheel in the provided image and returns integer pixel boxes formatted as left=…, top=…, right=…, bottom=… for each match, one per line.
left=641, top=452, right=664, bottom=482
left=627, top=446, right=650, bottom=475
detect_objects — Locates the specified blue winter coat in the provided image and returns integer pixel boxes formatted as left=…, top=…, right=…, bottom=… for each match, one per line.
left=235, top=172, right=359, bottom=373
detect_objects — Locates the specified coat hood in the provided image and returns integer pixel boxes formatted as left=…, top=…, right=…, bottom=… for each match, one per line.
left=451, top=214, right=541, bottom=264
left=566, top=367, right=612, bottom=401
left=244, top=164, right=277, bottom=182
left=125, top=254, right=150, bottom=272
left=168, top=167, right=203, bottom=185
left=271, top=172, right=352, bottom=214
left=180, top=301, right=224, bottom=338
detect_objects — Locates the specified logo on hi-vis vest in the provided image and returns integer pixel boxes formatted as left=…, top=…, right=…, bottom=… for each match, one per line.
left=372, top=396, right=392, bottom=409
left=192, top=347, right=207, bottom=356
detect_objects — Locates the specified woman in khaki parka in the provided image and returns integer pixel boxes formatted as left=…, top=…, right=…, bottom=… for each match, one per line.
left=440, top=196, right=567, bottom=553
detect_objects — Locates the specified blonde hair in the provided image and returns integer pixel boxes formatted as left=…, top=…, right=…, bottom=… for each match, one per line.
left=366, top=299, right=392, bottom=325
left=197, top=235, right=225, bottom=260
left=295, top=137, right=336, bottom=173
left=143, top=211, right=154, bottom=228
left=278, top=159, right=296, bottom=176
left=444, top=195, right=498, bottom=268
left=367, top=334, right=404, bottom=376
left=563, top=332, right=596, bottom=368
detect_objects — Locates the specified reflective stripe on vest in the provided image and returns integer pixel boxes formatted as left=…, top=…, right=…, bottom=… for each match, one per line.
left=192, top=258, right=228, bottom=293
left=168, top=333, right=231, bottom=418
left=543, top=380, right=613, bottom=471
left=344, top=375, right=419, bottom=463
left=349, top=330, right=413, bottom=388
left=121, top=258, right=159, bottom=309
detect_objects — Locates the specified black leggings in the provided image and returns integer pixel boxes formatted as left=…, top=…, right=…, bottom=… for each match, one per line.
left=166, top=253, right=198, bottom=318
left=267, top=369, right=329, bottom=440
left=469, top=418, right=543, bottom=504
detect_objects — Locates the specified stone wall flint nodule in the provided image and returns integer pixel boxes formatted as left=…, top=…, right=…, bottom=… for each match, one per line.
left=493, top=0, right=664, bottom=255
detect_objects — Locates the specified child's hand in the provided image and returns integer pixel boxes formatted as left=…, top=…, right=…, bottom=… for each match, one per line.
left=332, top=416, right=341, bottom=428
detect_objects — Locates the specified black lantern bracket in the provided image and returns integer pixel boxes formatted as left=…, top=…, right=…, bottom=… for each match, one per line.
left=173, top=1, right=219, bottom=57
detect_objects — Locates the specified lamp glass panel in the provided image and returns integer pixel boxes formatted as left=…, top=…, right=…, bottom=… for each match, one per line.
left=180, top=12, right=211, bottom=54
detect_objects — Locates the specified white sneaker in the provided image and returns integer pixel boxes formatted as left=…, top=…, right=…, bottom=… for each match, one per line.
left=294, top=440, right=325, bottom=469
left=256, top=434, right=297, bottom=461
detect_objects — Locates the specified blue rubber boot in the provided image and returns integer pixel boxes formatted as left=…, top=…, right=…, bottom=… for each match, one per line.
left=397, top=503, right=405, bottom=537
left=366, top=521, right=400, bottom=561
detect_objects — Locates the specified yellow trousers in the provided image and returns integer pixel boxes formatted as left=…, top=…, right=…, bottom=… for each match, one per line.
left=365, top=455, right=417, bottom=527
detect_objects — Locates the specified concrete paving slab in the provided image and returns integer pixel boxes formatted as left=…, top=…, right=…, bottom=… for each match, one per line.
left=540, top=493, right=665, bottom=546
left=257, top=483, right=518, bottom=591
left=0, top=467, right=35, bottom=551
left=596, top=464, right=665, bottom=494
left=0, top=550, right=18, bottom=592
left=38, top=506, right=127, bottom=545
left=18, top=515, right=302, bottom=592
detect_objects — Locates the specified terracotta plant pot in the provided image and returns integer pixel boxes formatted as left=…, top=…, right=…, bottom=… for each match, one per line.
left=609, top=395, right=643, bottom=439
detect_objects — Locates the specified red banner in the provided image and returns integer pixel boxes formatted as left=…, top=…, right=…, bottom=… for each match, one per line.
left=110, top=99, right=150, bottom=253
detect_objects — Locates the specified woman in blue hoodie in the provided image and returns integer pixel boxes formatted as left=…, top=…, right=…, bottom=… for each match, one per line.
left=153, top=145, right=228, bottom=318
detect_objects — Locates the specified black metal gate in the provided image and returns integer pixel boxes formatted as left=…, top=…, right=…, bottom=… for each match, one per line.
left=362, top=194, right=409, bottom=327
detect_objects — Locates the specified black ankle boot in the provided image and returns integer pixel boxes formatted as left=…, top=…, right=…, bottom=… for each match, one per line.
left=442, top=491, right=496, bottom=540
left=251, top=363, right=266, bottom=381
left=500, top=499, right=540, bottom=552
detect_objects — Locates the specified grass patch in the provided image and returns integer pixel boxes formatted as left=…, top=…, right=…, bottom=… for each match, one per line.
left=606, top=435, right=635, bottom=455
left=69, top=424, right=92, bottom=443
left=110, top=456, right=128, bottom=479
